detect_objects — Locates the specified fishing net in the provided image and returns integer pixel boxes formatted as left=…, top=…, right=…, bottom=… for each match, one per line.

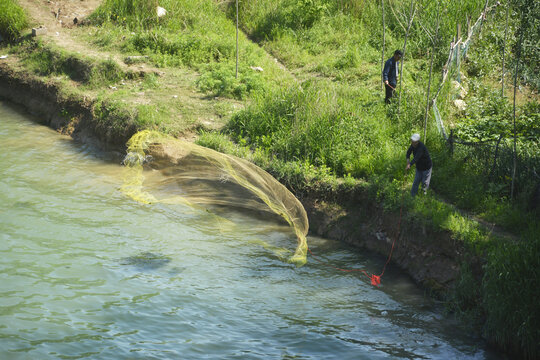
left=120, top=130, right=309, bottom=266
left=432, top=3, right=499, bottom=140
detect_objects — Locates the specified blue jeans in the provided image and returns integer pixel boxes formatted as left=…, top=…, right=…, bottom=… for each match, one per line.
left=411, top=167, right=432, bottom=197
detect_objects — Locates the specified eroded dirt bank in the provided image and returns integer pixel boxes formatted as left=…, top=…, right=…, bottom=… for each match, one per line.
left=0, top=62, right=466, bottom=294
left=0, top=63, right=136, bottom=151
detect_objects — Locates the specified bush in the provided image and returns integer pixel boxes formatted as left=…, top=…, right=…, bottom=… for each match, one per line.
left=196, top=62, right=265, bottom=100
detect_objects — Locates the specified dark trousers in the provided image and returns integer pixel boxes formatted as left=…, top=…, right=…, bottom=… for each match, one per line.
left=385, top=83, right=395, bottom=104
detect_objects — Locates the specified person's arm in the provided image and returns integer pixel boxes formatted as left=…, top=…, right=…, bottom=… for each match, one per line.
left=406, top=146, right=412, bottom=170
left=406, top=146, right=412, bottom=161
left=383, top=59, right=390, bottom=83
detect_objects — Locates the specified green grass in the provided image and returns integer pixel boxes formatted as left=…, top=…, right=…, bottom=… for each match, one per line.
left=0, top=0, right=28, bottom=42
left=85, top=0, right=293, bottom=99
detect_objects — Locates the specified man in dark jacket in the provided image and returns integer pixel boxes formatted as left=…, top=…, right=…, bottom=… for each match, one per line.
left=382, top=49, right=402, bottom=104
left=406, top=133, right=432, bottom=196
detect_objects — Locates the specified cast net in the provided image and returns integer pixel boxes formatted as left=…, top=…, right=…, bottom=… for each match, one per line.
left=121, top=130, right=309, bottom=266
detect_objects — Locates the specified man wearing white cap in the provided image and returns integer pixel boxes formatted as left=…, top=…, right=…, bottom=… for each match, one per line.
left=406, top=133, right=432, bottom=196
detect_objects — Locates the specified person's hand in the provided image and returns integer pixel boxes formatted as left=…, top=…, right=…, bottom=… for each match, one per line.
left=385, top=80, right=389, bottom=85
left=405, top=163, right=410, bottom=171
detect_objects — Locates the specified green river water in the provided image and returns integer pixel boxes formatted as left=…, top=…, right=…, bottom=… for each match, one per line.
left=0, top=101, right=504, bottom=359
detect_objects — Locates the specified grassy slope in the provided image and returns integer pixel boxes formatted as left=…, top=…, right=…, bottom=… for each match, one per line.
left=2, top=0, right=539, bottom=358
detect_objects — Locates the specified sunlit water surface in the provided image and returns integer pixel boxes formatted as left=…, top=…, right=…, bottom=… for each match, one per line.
left=0, top=101, right=503, bottom=359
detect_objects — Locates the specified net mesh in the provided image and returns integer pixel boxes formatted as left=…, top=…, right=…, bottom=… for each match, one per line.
left=432, top=4, right=498, bottom=140
left=120, top=130, right=309, bottom=266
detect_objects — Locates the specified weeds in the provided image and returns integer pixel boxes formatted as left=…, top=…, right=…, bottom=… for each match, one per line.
left=0, top=0, right=28, bottom=42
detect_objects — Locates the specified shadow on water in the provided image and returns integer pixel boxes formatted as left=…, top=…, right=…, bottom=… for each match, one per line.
left=120, top=251, right=172, bottom=271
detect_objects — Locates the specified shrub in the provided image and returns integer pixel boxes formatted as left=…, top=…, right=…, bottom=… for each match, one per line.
left=196, top=62, right=265, bottom=100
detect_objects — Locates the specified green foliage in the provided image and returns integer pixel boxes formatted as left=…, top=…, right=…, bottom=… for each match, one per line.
left=511, top=0, right=540, bottom=89
left=196, top=62, right=265, bottom=100
left=455, top=89, right=540, bottom=143
left=447, top=261, right=484, bottom=325
left=196, top=130, right=357, bottom=194
left=135, top=104, right=165, bottom=128
left=128, top=31, right=234, bottom=66
left=227, top=81, right=398, bottom=178
left=0, top=0, right=28, bottom=42
left=90, top=59, right=125, bottom=86
left=93, top=98, right=138, bottom=133
left=89, top=0, right=159, bottom=29
left=482, top=229, right=540, bottom=358
left=455, top=88, right=513, bottom=141
left=19, top=42, right=127, bottom=87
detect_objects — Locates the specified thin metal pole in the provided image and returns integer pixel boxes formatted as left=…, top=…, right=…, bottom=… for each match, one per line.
left=501, top=2, right=509, bottom=97
left=511, top=11, right=524, bottom=200
left=381, top=0, right=385, bottom=91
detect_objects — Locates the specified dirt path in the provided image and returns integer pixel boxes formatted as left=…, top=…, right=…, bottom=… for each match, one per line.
left=18, top=0, right=138, bottom=68
left=20, top=0, right=100, bottom=46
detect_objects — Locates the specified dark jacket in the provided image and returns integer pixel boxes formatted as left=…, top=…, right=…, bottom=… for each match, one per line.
left=406, top=142, right=432, bottom=171
left=383, top=57, right=399, bottom=86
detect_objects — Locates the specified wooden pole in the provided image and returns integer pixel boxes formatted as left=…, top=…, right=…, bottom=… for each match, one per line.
left=236, top=0, right=239, bottom=79
left=423, top=2, right=440, bottom=142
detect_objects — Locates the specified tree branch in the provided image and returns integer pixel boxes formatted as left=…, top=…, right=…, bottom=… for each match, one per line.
left=388, top=1, right=406, bottom=32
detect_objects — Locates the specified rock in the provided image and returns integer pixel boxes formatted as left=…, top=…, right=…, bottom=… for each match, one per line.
left=250, top=66, right=264, bottom=72
left=452, top=80, right=468, bottom=99
left=124, top=56, right=149, bottom=64
left=459, top=86, right=468, bottom=99
left=453, top=99, right=467, bottom=111
left=32, top=26, right=48, bottom=37
left=157, top=6, right=167, bottom=18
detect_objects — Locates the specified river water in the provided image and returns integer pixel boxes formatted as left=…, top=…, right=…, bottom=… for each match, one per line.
left=0, top=101, right=502, bottom=359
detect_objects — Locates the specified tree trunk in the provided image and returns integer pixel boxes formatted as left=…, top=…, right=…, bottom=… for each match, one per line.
left=423, top=2, right=440, bottom=142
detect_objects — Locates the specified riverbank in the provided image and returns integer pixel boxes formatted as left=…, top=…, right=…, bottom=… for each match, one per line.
left=1, top=1, right=539, bottom=358
left=0, top=59, right=465, bottom=294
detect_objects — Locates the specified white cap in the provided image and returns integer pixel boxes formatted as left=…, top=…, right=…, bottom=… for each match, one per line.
left=411, top=133, right=420, bottom=142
